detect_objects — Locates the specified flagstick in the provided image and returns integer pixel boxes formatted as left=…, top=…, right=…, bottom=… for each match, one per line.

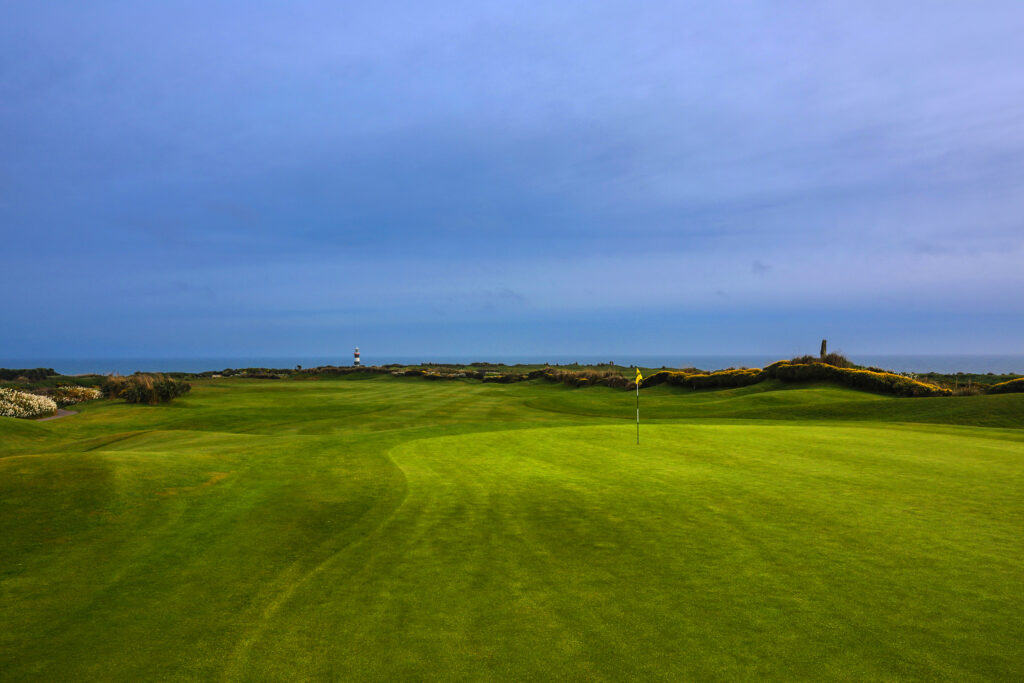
left=636, top=380, right=640, bottom=445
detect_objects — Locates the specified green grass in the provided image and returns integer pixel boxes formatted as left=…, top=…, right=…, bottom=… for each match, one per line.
left=2, top=377, right=1023, bottom=680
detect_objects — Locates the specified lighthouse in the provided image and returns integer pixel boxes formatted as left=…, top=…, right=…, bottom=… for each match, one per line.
left=353, top=347, right=361, bottom=367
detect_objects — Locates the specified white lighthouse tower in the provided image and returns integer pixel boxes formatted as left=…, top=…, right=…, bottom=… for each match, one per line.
left=353, top=347, right=361, bottom=367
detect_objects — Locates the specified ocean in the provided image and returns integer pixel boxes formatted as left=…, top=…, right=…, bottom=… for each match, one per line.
left=3, top=355, right=1023, bottom=376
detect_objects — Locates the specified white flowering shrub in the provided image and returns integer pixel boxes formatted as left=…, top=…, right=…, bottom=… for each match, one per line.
left=0, top=388, right=57, bottom=419
left=54, top=385, right=102, bottom=407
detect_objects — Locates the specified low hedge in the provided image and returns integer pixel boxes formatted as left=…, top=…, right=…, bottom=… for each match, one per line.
left=421, top=371, right=476, bottom=381
left=534, top=368, right=632, bottom=389
left=641, top=368, right=765, bottom=390
left=289, top=366, right=393, bottom=378
left=988, top=377, right=1024, bottom=394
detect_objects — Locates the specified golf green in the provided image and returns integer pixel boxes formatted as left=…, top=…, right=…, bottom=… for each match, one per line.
left=1, top=377, right=1022, bottom=680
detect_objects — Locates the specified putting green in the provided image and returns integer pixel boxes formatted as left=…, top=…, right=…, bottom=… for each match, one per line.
left=1, top=378, right=1022, bottom=680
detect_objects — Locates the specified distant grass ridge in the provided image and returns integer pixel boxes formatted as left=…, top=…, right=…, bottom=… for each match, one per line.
left=151, top=360, right=962, bottom=398
left=636, top=360, right=950, bottom=397
left=764, top=360, right=952, bottom=397
left=382, top=356, right=955, bottom=398
left=0, top=355, right=980, bottom=399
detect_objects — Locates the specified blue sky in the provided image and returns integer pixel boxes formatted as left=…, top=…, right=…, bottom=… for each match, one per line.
left=3, top=1, right=1024, bottom=358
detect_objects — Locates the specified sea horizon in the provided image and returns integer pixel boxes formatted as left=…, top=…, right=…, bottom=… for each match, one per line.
left=3, top=354, right=1024, bottom=376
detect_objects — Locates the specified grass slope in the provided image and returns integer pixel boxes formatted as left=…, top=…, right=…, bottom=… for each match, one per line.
left=529, top=380, right=1024, bottom=429
left=2, top=377, right=1023, bottom=681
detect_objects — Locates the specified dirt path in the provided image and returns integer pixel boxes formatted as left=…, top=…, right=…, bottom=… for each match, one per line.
left=36, top=409, right=78, bottom=421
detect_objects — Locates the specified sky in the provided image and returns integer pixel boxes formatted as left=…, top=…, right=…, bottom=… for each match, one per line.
left=3, top=1, right=1024, bottom=359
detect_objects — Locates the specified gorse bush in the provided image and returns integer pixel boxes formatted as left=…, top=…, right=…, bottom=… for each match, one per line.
left=102, top=374, right=191, bottom=404
left=790, top=353, right=853, bottom=368
left=764, top=361, right=950, bottom=397
left=988, top=377, right=1024, bottom=395
left=0, top=388, right=57, bottom=418
left=536, top=368, right=632, bottom=389
left=641, top=368, right=764, bottom=390
left=53, top=385, right=102, bottom=407
left=634, top=361, right=949, bottom=397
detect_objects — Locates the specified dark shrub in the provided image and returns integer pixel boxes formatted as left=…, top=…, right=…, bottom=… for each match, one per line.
left=988, top=378, right=1024, bottom=394
left=822, top=353, right=853, bottom=368
left=689, top=368, right=764, bottom=389
left=102, top=373, right=191, bottom=404
left=0, top=368, right=55, bottom=381
left=639, top=371, right=672, bottom=387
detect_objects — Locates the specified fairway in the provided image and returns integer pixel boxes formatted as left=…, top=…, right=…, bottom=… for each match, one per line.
left=2, top=377, right=1023, bottom=680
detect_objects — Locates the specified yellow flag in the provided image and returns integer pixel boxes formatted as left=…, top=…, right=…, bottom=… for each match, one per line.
left=635, top=368, right=643, bottom=384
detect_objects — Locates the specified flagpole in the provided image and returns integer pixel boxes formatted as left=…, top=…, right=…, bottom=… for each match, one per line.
left=636, top=378, right=640, bottom=445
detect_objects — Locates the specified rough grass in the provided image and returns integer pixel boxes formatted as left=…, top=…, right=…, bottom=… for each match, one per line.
left=1, top=376, right=1023, bottom=681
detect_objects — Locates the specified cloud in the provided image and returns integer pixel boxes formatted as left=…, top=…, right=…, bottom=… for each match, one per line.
left=4, top=1, right=1024, bottom=354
